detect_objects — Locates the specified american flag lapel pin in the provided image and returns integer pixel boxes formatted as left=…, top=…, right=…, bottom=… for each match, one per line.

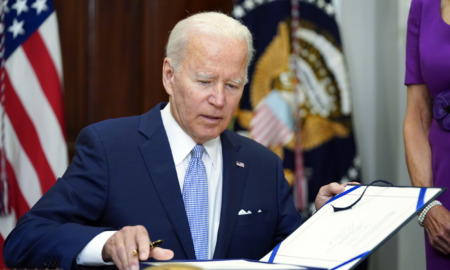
left=236, top=161, right=245, bottom=168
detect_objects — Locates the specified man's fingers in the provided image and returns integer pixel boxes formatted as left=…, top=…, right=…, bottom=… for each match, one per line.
left=134, top=226, right=151, bottom=260
left=104, top=232, right=128, bottom=270
left=331, top=182, right=346, bottom=194
left=103, top=225, right=175, bottom=270
left=345, top=181, right=360, bottom=186
left=151, top=247, right=175, bottom=261
left=125, top=225, right=149, bottom=268
left=103, top=226, right=148, bottom=270
left=118, top=242, right=133, bottom=270
left=121, top=226, right=139, bottom=270
left=315, top=182, right=348, bottom=210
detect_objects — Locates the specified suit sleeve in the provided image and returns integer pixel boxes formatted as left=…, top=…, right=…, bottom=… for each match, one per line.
left=3, top=126, right=113, bottom=270
left=274, top=157, right=303, bottom=245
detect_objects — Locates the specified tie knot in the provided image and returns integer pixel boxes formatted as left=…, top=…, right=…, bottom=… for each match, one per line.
left=191, top=145, right=205, bottom=160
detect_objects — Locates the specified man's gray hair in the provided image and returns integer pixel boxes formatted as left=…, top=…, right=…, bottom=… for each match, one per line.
left=165, top=11, right=254, bottom=73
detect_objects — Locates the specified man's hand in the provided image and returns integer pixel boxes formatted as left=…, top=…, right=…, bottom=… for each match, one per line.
left=423, top=205, right=450, bottom=256
left=315, top=182, right=355, bottom=210
left=102, top=225, right=174, bottom=270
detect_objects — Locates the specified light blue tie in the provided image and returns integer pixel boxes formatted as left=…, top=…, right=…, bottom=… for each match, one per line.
left=183, top=144, right=209, bottom=260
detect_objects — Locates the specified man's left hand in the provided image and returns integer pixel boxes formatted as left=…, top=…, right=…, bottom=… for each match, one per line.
left=315, top=182, right=357, bottom=210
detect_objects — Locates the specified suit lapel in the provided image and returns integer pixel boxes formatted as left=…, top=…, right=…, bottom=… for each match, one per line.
left=213, top=131, right=249, bottom=259
left=138, top=104, right=196, bottom=259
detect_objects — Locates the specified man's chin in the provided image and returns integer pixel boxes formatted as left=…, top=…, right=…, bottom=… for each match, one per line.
left=195, top=131, right=222, bottom=144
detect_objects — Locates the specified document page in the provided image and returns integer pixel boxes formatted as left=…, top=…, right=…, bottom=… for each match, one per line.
left=143, top=259, right=308, bottom=269
left=261, top=185, right=443, bottom=270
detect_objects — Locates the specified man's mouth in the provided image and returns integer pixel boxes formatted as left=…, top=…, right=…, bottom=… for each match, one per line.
left=202, top=115, right=222, bottom=121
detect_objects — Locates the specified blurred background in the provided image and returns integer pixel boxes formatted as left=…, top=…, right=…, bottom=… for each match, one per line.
left=0, top=0, right=422, bottom=269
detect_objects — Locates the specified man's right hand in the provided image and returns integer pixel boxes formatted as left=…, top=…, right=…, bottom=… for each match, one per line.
left=102, top=225, right=174, bottom=270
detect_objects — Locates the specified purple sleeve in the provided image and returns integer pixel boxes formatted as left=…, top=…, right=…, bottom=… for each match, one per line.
left=405, top=0, right=425, bottom=85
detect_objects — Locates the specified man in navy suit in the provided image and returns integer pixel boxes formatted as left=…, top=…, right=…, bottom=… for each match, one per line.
left=3, top=11, right=346, bottom=270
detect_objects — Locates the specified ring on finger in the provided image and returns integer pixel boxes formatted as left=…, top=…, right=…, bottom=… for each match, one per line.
left=131, top=249, right=138, bottom=256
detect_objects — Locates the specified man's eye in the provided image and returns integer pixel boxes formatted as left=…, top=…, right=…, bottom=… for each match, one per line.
left=226, top=83, right=237, bottom=89
left=199, top=81, right=210, bottom=85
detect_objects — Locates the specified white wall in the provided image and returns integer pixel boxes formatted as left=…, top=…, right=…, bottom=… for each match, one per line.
left=335, top=0, right=426, bottom=269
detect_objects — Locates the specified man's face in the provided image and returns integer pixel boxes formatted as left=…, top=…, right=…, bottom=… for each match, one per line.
left=163, top=34, right=248, bottom=144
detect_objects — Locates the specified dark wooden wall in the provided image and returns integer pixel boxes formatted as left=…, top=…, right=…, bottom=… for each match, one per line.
left=52, top=0, right=233, bottom=157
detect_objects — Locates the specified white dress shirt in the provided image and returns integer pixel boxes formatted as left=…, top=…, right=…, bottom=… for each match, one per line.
left=77, top=103, right=223, bottom=264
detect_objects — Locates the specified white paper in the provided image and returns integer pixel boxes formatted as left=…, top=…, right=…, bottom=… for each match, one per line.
left=261, top=185, right=443, bottom=270
left=144, top=259, right=306, bottom=269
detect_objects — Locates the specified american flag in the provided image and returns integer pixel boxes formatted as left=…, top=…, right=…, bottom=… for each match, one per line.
left=0, top=0, right=67, bottom=267
left=232, top=0, right=306, bottom=208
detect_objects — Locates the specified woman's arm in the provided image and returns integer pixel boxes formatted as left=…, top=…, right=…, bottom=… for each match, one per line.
left=403, top=84, right=450, bottom=255
left=403, top=84, right=433, bottom=187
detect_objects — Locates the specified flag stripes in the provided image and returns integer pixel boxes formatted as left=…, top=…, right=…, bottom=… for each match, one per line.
left=5, top=74, right=54, bottom=193
left=22, top=32, right=65, bottom=135
left=250, top=102, right=293, bottom=147
left=6, top=46, right=67, bottom=179
left=3, top=114, right=42, bottom=209
left=38, top=12, right=63, bottom=79
left=0, top=1, right=67, bottom=268
left=6, top=159, right=30, bottom=217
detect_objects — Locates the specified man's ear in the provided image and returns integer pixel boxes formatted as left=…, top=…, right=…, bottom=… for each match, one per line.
left=162, top=58, right=175, bottom=96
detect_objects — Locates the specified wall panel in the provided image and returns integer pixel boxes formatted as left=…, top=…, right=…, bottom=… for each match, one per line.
left=52, top=0, right=232, bottom=157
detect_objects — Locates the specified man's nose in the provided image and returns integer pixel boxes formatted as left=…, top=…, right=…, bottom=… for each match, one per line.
left=208, top=84, right=225, bottom=107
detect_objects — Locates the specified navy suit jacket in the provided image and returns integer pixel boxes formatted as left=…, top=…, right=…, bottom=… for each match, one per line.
left=3, top=103, right=302, bottom=270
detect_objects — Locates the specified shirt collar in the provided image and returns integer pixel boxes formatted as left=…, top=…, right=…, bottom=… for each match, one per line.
left=161, top=103, right=221, bottom=167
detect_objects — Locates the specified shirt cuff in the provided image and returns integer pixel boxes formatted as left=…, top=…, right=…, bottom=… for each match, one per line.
left=77, top=230, right=117, bottom=266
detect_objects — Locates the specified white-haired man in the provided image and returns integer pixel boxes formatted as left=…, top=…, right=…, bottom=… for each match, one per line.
left=4, top=11, right=346, bottom=270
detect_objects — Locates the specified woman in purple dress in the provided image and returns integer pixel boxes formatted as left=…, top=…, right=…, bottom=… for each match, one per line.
left=404, top=0, right=450, bottom=268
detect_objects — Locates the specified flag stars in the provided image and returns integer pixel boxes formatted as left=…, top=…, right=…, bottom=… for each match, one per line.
left=340, top=176, right=350, bottom=184
left=305, top=0, right=335, bottom=17
left=317, top=0, right=326, bottom=9
left=243, top=0, right=255, bottom=10
left=325, top=3, right=335, bottom=16
left=348, top=167, right=359, bottom=180
left=301, top=48, right=309, bottom=57
left=8, top=18, right=25, bottom=39
left=12, top=0, right=29, bottom=16
left=32, top=0, right=49, bottom=15
left=353, top=156, right=361, bottom=170
left=232, top=0, right=270, bottom=19
left=1, top=0, right=9, bottom=14
left=232, top=5, right=245, bottom=19
left=308, top=53, right=317, bottom=63
left=314, top=60, right=323, bottom=69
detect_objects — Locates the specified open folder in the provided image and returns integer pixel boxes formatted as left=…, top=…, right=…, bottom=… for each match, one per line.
left=143, top=183, right=445, bottom=270
left=260, top=183, right=445, bottom=270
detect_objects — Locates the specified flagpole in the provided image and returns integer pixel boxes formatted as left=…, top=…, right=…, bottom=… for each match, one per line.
left=291, top=0, right=308, bottom=213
